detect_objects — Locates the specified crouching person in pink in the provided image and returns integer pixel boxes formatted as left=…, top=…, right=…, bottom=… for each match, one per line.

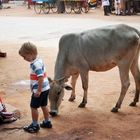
left=0, top=97, right=17, bottom=124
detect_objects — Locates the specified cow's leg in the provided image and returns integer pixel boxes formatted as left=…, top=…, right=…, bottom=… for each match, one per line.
left=111, top=65, right=130, bottom=112
left=129, top=57, right=140, bottom=106
left=78, top=72, right=88, bottom=108
left=129, top=89, right=139, bottom=106
left=69, top=73, right=79, bottom=102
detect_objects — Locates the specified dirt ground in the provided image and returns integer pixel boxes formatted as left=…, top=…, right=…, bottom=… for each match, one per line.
left=0, top=5, right=140, bottom=140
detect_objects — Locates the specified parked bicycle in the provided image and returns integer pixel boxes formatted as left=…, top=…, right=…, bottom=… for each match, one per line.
left=33, top=0, right=57, bottom=14
left=64, top=0, right=81, bottom=14
left=80, top=0, right=89, bottom=13
left=64, top=0, right=89, bottom=14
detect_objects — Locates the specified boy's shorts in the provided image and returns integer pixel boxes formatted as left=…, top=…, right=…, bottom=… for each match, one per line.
left=30, top=90, right=49, bottom=108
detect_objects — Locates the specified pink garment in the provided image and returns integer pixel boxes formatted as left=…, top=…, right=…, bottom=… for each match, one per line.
left=0, top=97, right=6, bottom=112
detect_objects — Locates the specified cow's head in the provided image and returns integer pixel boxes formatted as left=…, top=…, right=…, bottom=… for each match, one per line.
left=48, top=77, right=72, bottom=117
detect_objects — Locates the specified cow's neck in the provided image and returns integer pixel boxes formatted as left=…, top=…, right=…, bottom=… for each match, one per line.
left=54, top=58, right=66, bottom=80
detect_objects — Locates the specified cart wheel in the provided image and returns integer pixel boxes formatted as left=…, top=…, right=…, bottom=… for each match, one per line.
left=73, top=1, right=81, bottom=14
left=65, top=1, right=72, bottom=14
left=34, top=3, right=42, bottom=14
left=51, top=2, right=57, bottom=13
left=42, top=2, right=50, bottom=14
left=81, top=2, right=89, bottom=13
left=81, top=6, right=89, bottom=13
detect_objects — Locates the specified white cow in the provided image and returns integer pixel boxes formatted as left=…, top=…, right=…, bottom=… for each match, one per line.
left=49, top=24, right=140, bottom=116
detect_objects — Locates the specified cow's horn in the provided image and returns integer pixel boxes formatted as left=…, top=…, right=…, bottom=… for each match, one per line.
left=56, top=76, right=68, bottom=83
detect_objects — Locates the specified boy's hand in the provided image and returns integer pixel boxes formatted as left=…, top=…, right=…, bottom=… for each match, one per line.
left=34, top=91, right=41, bottom=97
left=34, top=76, right=43, bottom=97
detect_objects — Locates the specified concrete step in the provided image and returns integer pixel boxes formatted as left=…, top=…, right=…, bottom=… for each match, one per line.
left=2, top=0, right=25, bottom=8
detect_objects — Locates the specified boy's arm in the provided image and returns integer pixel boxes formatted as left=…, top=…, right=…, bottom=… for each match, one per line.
left=34, top=76, right=44, bottom=97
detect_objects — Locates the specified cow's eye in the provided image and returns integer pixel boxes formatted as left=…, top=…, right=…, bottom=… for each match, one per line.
left=57, top=91, right=61, bottom=95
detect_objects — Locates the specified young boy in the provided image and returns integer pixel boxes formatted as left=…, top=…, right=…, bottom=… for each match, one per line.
left=19, top=42, right=52, bottom=133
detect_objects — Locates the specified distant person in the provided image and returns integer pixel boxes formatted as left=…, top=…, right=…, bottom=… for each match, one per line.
left=120, top=0, right=126, bottom=15
left=115, top=0, right=121, bottom=15
left=125, top=0, right=133, bottom=15
left=108, top=0, right=112, bottom=13
left=0, top=0, right=2, bottom=9
left=57, top=0, right=65, bottom=13
left=19, top=42, right=52, bottom=133
left=102, top=0, right=110, bottom=16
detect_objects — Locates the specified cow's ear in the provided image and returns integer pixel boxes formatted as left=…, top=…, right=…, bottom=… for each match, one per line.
left=64, top=84, right=73, bottom=90
left=48, top=77, right=53, bottom=83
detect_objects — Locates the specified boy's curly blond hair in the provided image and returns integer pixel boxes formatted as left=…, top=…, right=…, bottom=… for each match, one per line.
left=19, top=42, right=38, bottom=56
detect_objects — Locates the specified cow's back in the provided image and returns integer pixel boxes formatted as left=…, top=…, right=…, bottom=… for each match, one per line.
left=78, top=24, right=140, bottom=71
left=57, top=24, right=140, bottom=74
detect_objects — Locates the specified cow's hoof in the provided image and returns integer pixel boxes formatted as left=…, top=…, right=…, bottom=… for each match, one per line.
left=129, top=102, right=136, bottom=107
left=68, top=97, right=75, bottom=102
left=78, top=103, right=86, bottom=108
left=111, top=107, right=118, bottom=113
left=49, top=112, right=57, bottom=117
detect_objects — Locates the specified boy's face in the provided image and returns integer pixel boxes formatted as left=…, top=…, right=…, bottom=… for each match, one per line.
left=21, top=53, right=36, bottom=62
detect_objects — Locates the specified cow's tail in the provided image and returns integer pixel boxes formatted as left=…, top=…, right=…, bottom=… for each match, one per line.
left=136, top=29, right=140, bottom=49
left=134, top=28, right=140, bottom=38
left=137, top=30, right=140, bottom=38
left=134, top=28, right=140, bottom=51
left=132, top=27, right=140, bottom=66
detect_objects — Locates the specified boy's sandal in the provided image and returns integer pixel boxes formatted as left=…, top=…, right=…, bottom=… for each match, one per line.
left=23, top=124, right=40, bottom=133
left=40, top=121, right=52, bottom=128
